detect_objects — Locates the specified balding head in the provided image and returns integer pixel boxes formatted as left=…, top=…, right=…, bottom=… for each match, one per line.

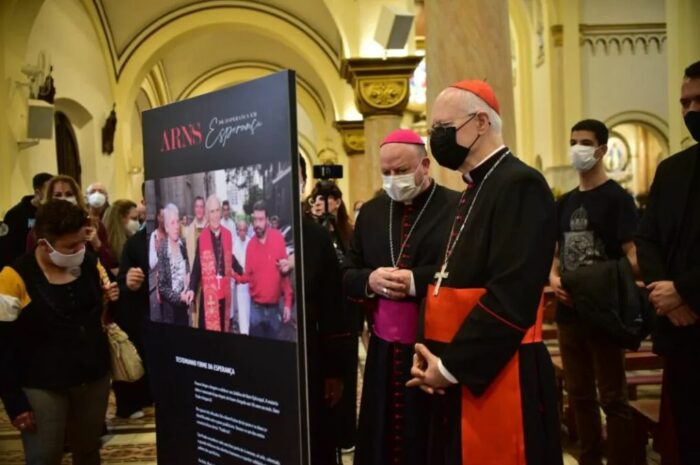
left=379, top=139, right=431, bottom=202
left=433, top=87, right=502, bottom=135
left=206, top=195, right=222, bottom=229
left=429, top=86, right=505, bottom=172
left=87, top=182, right=108, bottom=196
left=379, top=142, right=427, bottom=176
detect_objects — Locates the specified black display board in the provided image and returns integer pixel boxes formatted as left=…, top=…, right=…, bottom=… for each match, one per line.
left=142, top=71, right=308, bottom=465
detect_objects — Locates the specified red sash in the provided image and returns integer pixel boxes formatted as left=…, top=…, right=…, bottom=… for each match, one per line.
left=198, top=227, right=233, bottom=332
left=424, top=285, right=544, bottom=465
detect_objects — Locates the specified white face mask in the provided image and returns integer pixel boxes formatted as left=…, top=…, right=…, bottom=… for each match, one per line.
left=64, top=196, right=77, bottom=205
left=126, top=219, right=140, bottom=236
left=570, top=145, right=600, bottom=172
left=41, top=239, right=86, bottom=269
left=88, top=192, right=106, bottom=208
left=382, top=171, right=422, bottom=202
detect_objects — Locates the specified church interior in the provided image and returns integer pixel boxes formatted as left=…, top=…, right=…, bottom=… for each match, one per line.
left=1, top=0, right=699, bottom=464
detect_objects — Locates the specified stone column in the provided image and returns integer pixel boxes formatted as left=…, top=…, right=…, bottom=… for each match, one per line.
left=341, top=57, right=423, bottom=197
left=333, top=120, right=368, bottom=207
left=426, top=0, right=516, bottom=190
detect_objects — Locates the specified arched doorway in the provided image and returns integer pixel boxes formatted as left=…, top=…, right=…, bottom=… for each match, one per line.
left=54, top=111, right=82, bottom=185
left=605, top=121, right=668, bottom=204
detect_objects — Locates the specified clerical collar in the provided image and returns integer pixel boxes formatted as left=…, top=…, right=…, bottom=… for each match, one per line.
left=463, top=146, right=508, bottom=185
left=194, top=219, right=207, bottom=229
left=404, top=179, right=435, bottom=206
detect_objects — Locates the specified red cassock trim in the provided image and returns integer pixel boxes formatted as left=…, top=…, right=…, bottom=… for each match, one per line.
left=424, top=285, right=545, bottom=465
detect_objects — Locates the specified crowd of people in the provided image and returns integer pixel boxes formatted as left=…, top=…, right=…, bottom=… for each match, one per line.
left=149, top=195, right=293, bottom=340
left=0, top=59, right=697, bottom=465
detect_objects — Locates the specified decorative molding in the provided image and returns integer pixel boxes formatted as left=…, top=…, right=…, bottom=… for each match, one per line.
left=341, top=57, right=423, bottom=117
left=415, top=35, right=425, bottom=51
left=316, top=147, right=339, bottom=164
left=580, top=23, right=666, bottom=55
left=92, top=0, right=342, bottom=79
left=143, top=61, right=171, bottom=106
left=549, top=23, right=665, bottom=54
left=333, top=120, right=365, bottom=156
left=360, top=80, right=407, bottom=109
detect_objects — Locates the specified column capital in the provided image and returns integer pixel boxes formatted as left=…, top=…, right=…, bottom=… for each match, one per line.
left=333, top=120, right=365, bottom=156
left=341, top=56, right=423, bottom=117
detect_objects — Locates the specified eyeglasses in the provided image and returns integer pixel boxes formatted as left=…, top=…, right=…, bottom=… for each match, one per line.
left=428, top=113, right=478, bottom=138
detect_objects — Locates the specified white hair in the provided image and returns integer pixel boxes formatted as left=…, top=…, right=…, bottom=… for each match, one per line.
left=449, top=88, right=503, bottom=135
left=163, top=203, right=179, bottom=224
left=205, top=195, right=221, bottom=210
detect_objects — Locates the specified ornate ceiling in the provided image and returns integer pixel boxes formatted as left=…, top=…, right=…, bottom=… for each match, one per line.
left=93, top=0, right=343, bottom=114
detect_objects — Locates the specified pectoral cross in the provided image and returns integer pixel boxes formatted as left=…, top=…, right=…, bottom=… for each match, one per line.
left=434, top=263, right=449, bottom=296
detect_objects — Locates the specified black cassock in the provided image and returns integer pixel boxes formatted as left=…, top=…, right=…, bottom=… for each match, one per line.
left=421, top=148, right=562, bottom=465
left=343, top=182, right=459, bottom=465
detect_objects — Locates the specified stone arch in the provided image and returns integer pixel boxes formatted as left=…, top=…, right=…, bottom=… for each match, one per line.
left=112, top=7, right=351, bottom=199
left=115, top=7, right=346, bottom=117
left=604, top=110, right=669, bottom=141
left=54, top=97, right=93, bottom=128
left=604, top=111, right=670, bottom=194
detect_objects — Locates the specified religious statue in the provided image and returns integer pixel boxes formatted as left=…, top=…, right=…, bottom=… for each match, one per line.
left=102, top=104, right=117, bottom=155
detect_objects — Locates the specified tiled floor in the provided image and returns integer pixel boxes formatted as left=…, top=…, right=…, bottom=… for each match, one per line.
left=0, top=338, right=660, bottom=464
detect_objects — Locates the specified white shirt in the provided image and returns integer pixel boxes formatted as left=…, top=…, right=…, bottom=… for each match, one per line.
left=221, top=218, right=236, bottom=236
left=233, top=234, right=250, bottom=270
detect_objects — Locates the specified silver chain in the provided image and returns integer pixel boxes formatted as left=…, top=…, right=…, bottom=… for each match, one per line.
left=441, top=151, right=510, bottom=270
left=389, top=181, right=438, bottom=268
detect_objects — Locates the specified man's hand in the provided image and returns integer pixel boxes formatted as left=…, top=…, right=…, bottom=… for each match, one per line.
left=549, top=275, right=573, bottom=307
left=12, top=411, right=36, bottom=434
left=324, top=378, right=344, bottom=407
left=283, top=307, right=291, bottom=323
left=126, top=267, right=145, bottom=291
left=185, top=290, right=195, bottom=305
left=278, top=255, right=294, bottom=275
left=368, top=267, right=407, bottom=300
left=388, top=269, right=412, bottom=295
left=406, top=343, right=452, bottom=395
left=647, top=281, right=683, bottom=314
left=666, top=304, right=699, bottom=327
left=103, top=281, right=119, bottom=302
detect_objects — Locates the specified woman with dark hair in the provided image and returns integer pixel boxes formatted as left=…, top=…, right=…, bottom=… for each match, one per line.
left=308, top=180, right=358, bottom=455
left=309, top=181, right=353, bottom=260
left=0, top=200, right=118, bottom=465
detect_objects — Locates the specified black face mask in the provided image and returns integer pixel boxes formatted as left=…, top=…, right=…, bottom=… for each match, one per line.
left=684, top=110, right=700, bottom=142
left=429, top=114, right=480, bottom=170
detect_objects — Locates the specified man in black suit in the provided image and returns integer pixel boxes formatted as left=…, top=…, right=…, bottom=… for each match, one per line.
left=0, top=172, right=52, bottom=268
left=636, top=60, right=700, bottom=465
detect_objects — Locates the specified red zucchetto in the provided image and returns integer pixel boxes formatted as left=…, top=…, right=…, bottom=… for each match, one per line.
left=450, top=80, right=500, bottom=115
